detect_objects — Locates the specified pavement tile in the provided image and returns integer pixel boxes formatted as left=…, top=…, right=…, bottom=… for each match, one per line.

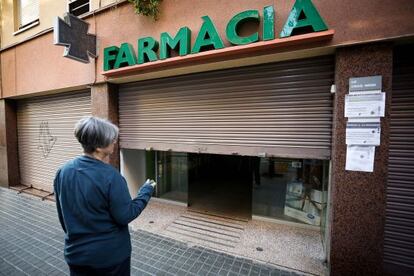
left=240, top=268, right=250, bottom=275
left=218, top=268, right=230, bottom=276
left=260, top=268, right=272, bottom=276
left=270, top=270, right=282, bottom=276
left=198, top=268, right=211, bottom=276
left=0, top=187, right=307, bottom=276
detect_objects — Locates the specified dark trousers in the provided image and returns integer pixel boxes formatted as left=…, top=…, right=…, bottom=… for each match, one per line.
left=69, top=256, right=131, bottom=276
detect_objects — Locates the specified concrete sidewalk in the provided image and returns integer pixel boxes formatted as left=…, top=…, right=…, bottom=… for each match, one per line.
left=0, top=187, right=308, bottom=276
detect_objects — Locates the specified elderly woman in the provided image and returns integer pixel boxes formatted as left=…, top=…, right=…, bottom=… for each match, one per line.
left=54, top=116, right=156, bottom=276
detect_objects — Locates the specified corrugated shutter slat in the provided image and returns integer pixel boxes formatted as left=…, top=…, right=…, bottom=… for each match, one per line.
left=384, top=46, right=414, bottom=275
left=119, top=56, right=334, bottom=159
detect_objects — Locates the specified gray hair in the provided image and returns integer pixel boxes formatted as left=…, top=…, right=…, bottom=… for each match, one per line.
left=74, top=116, right=119, bottom=153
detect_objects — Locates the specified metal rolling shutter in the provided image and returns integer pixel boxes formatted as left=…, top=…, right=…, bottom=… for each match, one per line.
left=384, top=46, right=414, bottom=275
left=17, top=91, right=91, bottom=192
left=119, top=56, right=334, bottom=159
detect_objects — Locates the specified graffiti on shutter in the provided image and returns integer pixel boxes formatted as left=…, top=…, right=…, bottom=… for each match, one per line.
left=38, top=121, right=57, bottom=158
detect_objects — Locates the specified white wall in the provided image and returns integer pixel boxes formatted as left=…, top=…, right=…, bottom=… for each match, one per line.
left=120, top=148, right=146, bottom=197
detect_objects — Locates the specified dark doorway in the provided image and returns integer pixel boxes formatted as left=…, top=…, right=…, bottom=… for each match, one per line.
left=188, top=153, right=253, bottom=220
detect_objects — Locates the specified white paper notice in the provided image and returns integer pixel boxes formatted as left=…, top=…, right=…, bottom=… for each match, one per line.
left=346, top=122, right=381, bottom=145
left=345, top=92, right=386, bottom=118
left=346, top=145, right=375, bottom=172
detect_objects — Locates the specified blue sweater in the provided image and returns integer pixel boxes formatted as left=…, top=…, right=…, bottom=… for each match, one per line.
left=54, top=155, right=154, bottom=268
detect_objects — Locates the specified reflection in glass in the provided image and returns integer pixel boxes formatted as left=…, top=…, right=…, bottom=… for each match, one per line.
left=146, top=150, right=329, bottom=226
left=252, top=158, right=329, bottom=226
left=155, top=151, right=188, bottom=203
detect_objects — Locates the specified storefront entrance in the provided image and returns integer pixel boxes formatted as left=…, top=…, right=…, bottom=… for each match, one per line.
left=187, top=154, right=252, bottom=220
left=122, top=149, right=330, bottom=227
left=118, top=55, right=335, bottom=227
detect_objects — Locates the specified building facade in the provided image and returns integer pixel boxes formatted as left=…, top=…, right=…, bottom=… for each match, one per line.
left=0, top=0, right=413, bottom=275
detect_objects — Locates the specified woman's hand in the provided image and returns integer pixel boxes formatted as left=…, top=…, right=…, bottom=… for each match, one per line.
left=145, top=179, right=157, bottom=188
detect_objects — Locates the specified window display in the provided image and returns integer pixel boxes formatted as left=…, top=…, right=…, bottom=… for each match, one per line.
left=284, top=160, right=326, bottom=226
left=252, top=158, right=329, bottom=226
left=135, top=150, right=329, bottom=226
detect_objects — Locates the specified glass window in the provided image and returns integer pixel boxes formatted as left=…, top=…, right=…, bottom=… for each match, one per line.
left=18, top=0, right=39, bottom=29
left=125, top=149, right=330, bottom=226
left=252, top=158, right=329, bottom=226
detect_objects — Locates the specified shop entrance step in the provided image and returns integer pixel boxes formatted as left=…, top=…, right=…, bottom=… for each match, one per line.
left=165, top=211, right=247, bottom=248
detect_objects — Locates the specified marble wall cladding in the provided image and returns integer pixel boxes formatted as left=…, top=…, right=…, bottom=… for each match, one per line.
left=91, top=83, right=120, bottom=169
left=0, top=100, right=7, bottom=187
left=329, top=43, right=393, bottom=275
left=0, top=99, right=19, bottom=187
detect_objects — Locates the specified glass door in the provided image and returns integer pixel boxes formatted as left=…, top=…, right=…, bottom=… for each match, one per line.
left=155, top=151, right=188, bottom=203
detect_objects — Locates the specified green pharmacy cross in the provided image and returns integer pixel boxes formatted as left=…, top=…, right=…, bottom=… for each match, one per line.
left=54, top=13, right=97, bottom=63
